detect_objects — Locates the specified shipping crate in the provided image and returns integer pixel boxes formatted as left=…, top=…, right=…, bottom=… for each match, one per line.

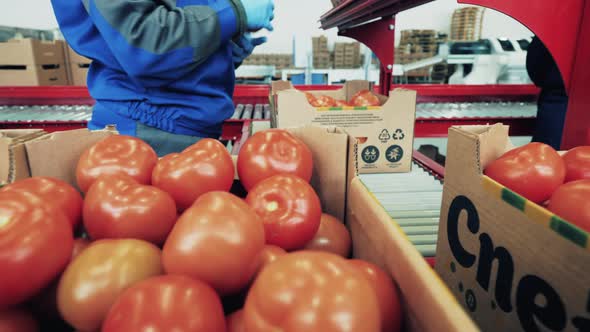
left=450, top=7, right=485, bottom=41
left=7, top=124, right=476, bottom=331
left=0, top=38, right=68, bottom=86
left=436, top=124, right=590, bottom=331
left=270, top=80, right=416, bottom=174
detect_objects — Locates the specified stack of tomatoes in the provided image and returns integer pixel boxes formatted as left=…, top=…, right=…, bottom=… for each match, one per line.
left=485, top=143, right=590, bottom=232
left=305, top=90, right=381, bottom=108
left=0, top=129, right=402, bottom=332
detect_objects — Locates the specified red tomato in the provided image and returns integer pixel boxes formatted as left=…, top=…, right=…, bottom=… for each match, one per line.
left=484, top=143, right=566, bottom=203
left=76, top=135, right=158, bottom=193
left=254, top=245, right=287, bottom=277
left=0, top=190, right=73, bottom=310
left=349, top=260, right=403, bottom=332
left=227, top=309, right=246, bottom=332
left=548, top=179, right=590, bottom=233
left=152, top=138, right=234, bottom=211
left=313, top=95, right=337, bottom=107
left=57, top=239, right=163, bottom=332
left=83, top=174, right=177, bottom=245
left=303, top=213, right=351, bottom=257
left=0, top=177, right=83, bottom=228
left=163, top=192, right=265, bottom=295
left=351, top=90, right=381, bottom=107
left=237, top=129, right=313, bottom=191
left=563, top=146, right=590, bottom=182
left=0, top=308, right=39, bottom=332
left=102, top=275, right=226, bottom=332
left=246, top=174, right=322, bottom=250
left=244, top=251, right=381, bottom=332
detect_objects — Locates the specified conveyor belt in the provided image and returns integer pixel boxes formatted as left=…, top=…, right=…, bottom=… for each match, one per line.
left=359, top=162, right=443, bottom=257
left=0, top=101, right=536, bottom=123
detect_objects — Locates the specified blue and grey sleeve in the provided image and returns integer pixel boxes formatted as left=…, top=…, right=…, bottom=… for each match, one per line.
left=85, top=0, right=247, bottom=81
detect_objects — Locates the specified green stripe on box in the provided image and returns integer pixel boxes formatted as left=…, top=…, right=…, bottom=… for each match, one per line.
left=501, top=188, right=526, bottom=211
left=549, top=216, right=588, bottom=248
left=354, top=107, right=367, bottom=110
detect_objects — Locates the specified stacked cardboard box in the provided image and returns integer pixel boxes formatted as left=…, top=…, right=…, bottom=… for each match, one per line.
left=450, top=7, right=485, bottom=41
left=0, top=38, right=69, bottom=86
left=242, top=54, right=293, bottom=70
left=312, top=36, right=331, bottom=69
left=64, top=45, right=91, bottom=86
left=333, top=42, right=361, bottom=69
left=396, top=30, right=448, bottom=80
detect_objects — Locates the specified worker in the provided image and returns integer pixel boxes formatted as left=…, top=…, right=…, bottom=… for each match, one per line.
left=50, top=0, right=274, bottom=156
left=526, top=36, right=569, bottom=150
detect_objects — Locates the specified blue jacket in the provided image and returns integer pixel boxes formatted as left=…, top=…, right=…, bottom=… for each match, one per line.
left=51, top=0, right=247, bottom=137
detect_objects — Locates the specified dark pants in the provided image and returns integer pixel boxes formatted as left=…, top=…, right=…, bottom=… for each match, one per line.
left=135, top=123, right=203, bottom=157
left=532, top=90, right=568, bottom=150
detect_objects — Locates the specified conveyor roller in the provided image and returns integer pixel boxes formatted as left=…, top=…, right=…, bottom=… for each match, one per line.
left=359, top=162, right=443, bottom=257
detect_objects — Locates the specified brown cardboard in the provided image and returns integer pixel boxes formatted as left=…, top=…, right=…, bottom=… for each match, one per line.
left=435, top=124, right=590, bottom=331
left=64, top=44, right=91, bottom=65
left=0, top=39, right=65, bottom=65
left=0, top=64, right=69, bottom=86
left=68, top=62, right=89, bottom=86
left=347, top=177, right=479, bottom=331
left=0, top=129, right=46, bottom=185
left=24, top=128, right=115, bottom=189
left=271, top=80, right=416, bottom=174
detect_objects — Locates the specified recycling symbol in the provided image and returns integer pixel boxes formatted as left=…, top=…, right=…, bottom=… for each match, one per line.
left=392, top=129, right=405, bottom=140
left=379, top=129, right=391, bottom=142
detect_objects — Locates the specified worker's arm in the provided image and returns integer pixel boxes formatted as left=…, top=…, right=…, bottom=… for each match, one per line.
left=232, top=34, right=267, bottom=69
left=84, top=0, right=247, bottom=82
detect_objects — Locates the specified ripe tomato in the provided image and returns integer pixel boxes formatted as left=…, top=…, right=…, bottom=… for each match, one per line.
left=548, top=179, right=590, bottom=233
left=0, top=190, right=73, bottom=310
left=244, top=251, right=381, bottom=332
left=349, top=260, right=402, bottom=332
left=246, top=174, right=322, bottom=250
left=227, top=309, right=246, bottom=332
left=83, top=174, right=177, bottom=245
left=102, top=275, right=226, bottom=332
left=0, top=308, right=38, bottom=332
left=237, top=129, right=313, bottom=191
left=57, top=239, right=163, bottom=332
left=303, top=213, right=351, bottom=257
left=563, top=146, right=590, bottom=182
left=484, top=143, right=565, bottom=203
left=152, top=138, right=234, bottom=211
left=313, top=95, right=337, bottom=107
left=0, top=177, right=83, bottom=228
left=254, top=245, right=287, bottom=277
left=351, top=90, right=381, bottom=107
left=76, top=135, right=158, bottom=193
left=163, top=192, right=265, bottom=295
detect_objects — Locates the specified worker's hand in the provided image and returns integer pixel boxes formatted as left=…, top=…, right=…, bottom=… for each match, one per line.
left=232, top=34, right=267, bottom=67
left=242, top=0, right=275, bottom=32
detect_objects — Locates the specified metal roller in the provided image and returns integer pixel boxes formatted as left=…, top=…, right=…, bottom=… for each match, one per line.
left=232, top=104, right=245, bottom=120
left=253, top=104, right=263, bottom=120
left=241, top=104, right=253, bottom=120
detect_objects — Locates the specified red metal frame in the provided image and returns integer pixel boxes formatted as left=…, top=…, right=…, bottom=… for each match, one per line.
left=412, top=149, right=445, bottom=180
left=340, top=17, right=396, bottom=96
left=320, top=0, right=588, bottom=147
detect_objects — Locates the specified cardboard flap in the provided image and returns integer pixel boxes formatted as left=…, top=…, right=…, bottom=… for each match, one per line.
left=347, top=178, right=479, bottom=332
left=288, top=126, right=349, bottom=221
left=0, top=129, right=47, bottom=184
left=270, top=80, right=294, bottom=96
left=24, top=128, right=115, bottom=188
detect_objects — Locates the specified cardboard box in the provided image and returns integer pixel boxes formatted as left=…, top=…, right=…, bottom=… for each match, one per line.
left=0, top=38, right=69, bottom=86
left=7, top=124, right=475, bottom=331
left=68, top=62, right=89, bottom=86
left=0, top=129, right=47, bottom=185
left=270, top=80, right=417, bottom=174
left=436, top=124, right=590, bottom=331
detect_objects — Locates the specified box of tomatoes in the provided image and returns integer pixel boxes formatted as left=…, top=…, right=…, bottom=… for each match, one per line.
left=270, top=80, right=417, bottom=175
left=435, top=124, right=590, bottom=332
left=0, top=124, right=479, bottom=332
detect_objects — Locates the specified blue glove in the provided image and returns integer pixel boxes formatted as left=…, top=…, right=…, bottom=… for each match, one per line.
left=232, top=34, right=267, bottom=67
left=241, top=0, right=275, bottom=31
